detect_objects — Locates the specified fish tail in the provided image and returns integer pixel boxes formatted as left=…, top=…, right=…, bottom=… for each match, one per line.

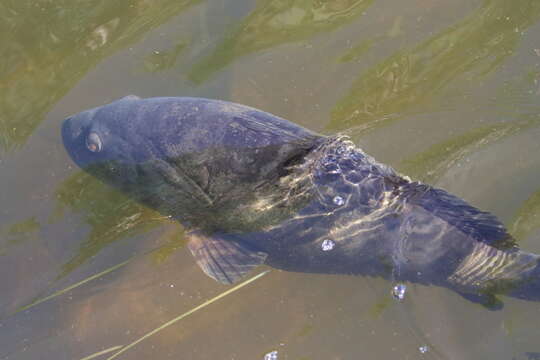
left=448, top=242, right=540, bottom=301
left=507, top=257, right=540, bottom=301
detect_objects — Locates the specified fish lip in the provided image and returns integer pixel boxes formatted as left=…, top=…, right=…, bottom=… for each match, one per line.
left=61, top=117, right=72, bottom=144
left=61, top=117, right=75, bottom=155
left=61, top=116, right=87, bottom=167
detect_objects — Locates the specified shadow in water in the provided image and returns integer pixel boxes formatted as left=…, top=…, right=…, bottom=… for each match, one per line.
left=53, top=171, right=184, bottom=279
left=0, top=217, right=40, bottom=256
left=511, top=190, right=540, bottom=242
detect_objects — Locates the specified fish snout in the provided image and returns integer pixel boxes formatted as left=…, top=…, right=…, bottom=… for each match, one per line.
left=61, top=116, right=82, bottom=145
left=61, top=114, right=95, bottom=167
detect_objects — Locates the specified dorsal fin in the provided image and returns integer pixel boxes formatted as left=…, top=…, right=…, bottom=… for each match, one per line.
left=403, top=183, right=517, bottom=250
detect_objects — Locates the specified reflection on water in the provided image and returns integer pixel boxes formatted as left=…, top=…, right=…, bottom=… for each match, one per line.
left=188, top=0, right=374, bottom=83
left=0, top=0, right=200, bottom=152
left=330, top=0, right=540, bottom=131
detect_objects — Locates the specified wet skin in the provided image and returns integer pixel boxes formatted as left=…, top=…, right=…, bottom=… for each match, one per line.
left=62, top=96, right=540, bottom=309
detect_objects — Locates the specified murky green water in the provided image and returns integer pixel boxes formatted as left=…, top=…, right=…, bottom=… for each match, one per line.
left=2, top=1, right=540, bottom=359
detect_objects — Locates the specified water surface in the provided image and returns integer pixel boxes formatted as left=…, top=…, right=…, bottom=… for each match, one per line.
left=2, top=1, right=540, bottom=359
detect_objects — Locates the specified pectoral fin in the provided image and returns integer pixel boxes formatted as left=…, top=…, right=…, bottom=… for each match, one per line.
left=187, top=231, right=267, bottom=284
left=151, top=158, right=213, bottom=206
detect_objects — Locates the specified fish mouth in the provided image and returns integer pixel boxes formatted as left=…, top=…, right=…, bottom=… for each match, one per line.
left=61, top=115, right=95, bottom=168
left=61, top=117, right=78, bottom=157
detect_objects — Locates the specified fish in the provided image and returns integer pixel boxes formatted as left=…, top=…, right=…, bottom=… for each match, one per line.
left=61, top=95, right=540, bottom=309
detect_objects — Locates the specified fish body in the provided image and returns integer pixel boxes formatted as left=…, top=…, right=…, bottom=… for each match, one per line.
left=62, top=96, right=540, bottom=308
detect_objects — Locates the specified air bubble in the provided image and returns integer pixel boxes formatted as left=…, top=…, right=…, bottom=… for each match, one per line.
left=333, top=196, right=345, bottom=206
left=264, top=350, right=278, bottom=360
left=392, top=284, right=407, bottom=301
left=419, top=345, right=428, bottom=354
left=321, top=239, right=335, bottom=251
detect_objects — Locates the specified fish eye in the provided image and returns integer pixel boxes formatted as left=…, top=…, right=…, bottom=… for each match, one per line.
left=86, top=132, right=103, bottom=153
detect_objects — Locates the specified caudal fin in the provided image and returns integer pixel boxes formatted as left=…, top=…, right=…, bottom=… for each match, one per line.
left=506, top=257, right=540, bottom=301
left=448, top=242, right=540, bottom=303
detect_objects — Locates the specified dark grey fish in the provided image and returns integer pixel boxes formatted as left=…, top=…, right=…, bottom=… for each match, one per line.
left=524, top=352, right=540, bottom=360
left=62, top=95, right=540, bottom=309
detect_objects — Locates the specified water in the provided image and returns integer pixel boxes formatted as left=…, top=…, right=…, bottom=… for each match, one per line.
left=1, top=0, right=540, bottom=359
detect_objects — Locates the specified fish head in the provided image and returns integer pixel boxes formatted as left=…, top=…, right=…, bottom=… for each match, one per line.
left=61, top=95, right=152, bottom=193
left=62, top=96, right=322, bottom=230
